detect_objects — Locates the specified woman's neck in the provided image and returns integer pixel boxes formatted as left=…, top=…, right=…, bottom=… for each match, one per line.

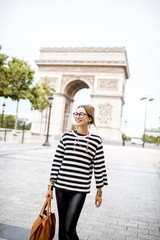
left=77, top=126, right=89, bottom=135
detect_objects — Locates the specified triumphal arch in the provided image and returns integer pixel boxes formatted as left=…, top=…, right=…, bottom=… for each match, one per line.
left=31, top=47, right=129, bottom=142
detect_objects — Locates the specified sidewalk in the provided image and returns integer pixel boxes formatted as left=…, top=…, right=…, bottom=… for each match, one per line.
left=0, top=143, right=160, bottom=240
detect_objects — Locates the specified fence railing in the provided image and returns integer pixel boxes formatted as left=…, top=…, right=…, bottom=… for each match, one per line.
left=0, top=129, right=24, bottom=143
left=0, top=128, right=54, bottom=144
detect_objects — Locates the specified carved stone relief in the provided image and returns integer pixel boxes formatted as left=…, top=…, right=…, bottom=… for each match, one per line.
left=40, top=77, right=58, bottom=91
left=98, top=79, right=119, bottom=91
left=97, top=103, right=113, bottom=125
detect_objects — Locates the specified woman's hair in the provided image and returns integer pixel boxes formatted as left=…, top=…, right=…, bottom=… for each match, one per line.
left=77, top=104, right=96, bottom=126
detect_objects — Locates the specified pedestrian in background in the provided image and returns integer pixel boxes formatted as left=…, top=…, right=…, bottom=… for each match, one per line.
left=46, top=104, right=108, bottom=240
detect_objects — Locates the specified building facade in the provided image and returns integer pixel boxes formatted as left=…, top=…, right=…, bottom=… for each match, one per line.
left=31, top=47, right=129, bottom=142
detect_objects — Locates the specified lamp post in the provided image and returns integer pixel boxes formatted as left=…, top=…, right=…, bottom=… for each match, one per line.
left=122, top=120, right=127, bottom=146
left=43, top=95, right=54, bottom=146
left=1, top=103, right=6, bottom=128
left=140, top=97, right=154, bottom=148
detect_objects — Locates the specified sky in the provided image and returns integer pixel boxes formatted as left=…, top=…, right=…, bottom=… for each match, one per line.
left=0, top=0, right=160, bottom=137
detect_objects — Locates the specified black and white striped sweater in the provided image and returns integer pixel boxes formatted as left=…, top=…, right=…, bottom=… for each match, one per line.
left=50, top=131, right=108, bottom=193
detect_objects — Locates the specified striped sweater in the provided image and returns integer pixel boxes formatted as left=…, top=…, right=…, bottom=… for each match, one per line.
left=50, top=131, right=108, bottom=193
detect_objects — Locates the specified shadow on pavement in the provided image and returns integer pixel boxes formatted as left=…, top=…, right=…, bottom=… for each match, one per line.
left=0, top=223, right=58, bottom=240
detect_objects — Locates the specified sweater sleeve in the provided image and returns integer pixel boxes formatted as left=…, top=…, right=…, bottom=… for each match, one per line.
left=50, top=137, right=65, bottom=182
left=93, top=139, right=108, bottom=189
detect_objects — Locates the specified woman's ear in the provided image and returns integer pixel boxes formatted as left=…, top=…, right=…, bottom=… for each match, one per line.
left=89, top=117, right=92, bottom=123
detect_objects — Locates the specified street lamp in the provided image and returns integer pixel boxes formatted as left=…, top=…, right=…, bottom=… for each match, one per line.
left=122, top=120, right=127, bottom=146
left=43, top=95, right=54, bottom=146
left=140, top=97, right=154, bottom=148
left=1, top=102, right=6, bottom=128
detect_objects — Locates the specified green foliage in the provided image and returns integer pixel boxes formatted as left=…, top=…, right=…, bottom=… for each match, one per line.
left=122, top=133, right=131, bottom=141
left=17, top=121, right=31, bottom=130
left=0, top=47, right=52, bottom=127
left=0, top=47, right=35, bottom=100
left=25, top=122, right=31, bottom=130
left=0, top=113, right=31, bottom=130
left=144, top=134, right=160, bottom=144
left=0, top=114, right=15, bottom=129
left=4, top=115, right=15, bottom=129
left=29, top=77, right=53, bottom=111
left=7, top=57, right=35, bottom=101
left=0, top=50, right=10, bottom=97
left=72, top=124, right=76, bottom=131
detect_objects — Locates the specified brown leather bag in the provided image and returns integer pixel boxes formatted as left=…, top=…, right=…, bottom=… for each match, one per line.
left=29, top=196, right=56, bottom=240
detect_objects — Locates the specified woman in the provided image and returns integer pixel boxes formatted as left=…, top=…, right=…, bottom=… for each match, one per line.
left=46, top=104, right=108, bottom=240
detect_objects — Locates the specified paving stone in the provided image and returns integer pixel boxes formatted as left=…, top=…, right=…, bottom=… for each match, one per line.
left=138, top=222, right=149, bottom=229
left=115, top=228, right=138, bottom=238
left=138, top=233, right=160, bottom=240
left=107, top=224, right=127, bottom=231
left=92, top=225, right=113, bottom=232
left=118, top=221, right=138, bottom=228
left=130, top=227, right=149, bottom=235
left=149, top=230, right=160, bottom=237
left=0, top=143, right=160, bottom=240
left=101, top=231, right=126, bottom=240
left=148, top=221, right=160, bottom=227
left=147, top=226, right=160, bottom=232
left=126, top=237, right=146, bottom=240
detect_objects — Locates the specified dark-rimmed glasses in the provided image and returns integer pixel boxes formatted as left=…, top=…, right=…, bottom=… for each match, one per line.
left=73, top=112, right=89, bottom=119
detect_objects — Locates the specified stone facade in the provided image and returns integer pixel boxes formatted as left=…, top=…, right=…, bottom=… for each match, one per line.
left=31, top=48, right=129, bottom=142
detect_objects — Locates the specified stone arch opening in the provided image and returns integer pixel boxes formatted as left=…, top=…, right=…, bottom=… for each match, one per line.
left=62, top=79, right=90, bottom=132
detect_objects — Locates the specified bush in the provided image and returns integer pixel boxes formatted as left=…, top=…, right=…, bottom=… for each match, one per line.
left=4, top=115, right=15, bottom=129
left=144, top=134, right=160, bottom=144
left=122, top=133, right=131, bottom=141
left=17, top=121, right=31, bottom=130
left=72, top=124, right=76, bottom=131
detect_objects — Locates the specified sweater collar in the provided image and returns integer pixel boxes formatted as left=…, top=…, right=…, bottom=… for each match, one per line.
left=72, top=130, right=90, bottom=139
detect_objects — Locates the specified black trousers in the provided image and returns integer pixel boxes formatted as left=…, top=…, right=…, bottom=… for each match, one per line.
left=55, top=188, right=86, bottom=240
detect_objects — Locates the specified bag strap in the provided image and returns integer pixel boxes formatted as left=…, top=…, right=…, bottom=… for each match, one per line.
left=46, top=196, right=52, bottom=216
left=40, top=196, right=52, bottom=218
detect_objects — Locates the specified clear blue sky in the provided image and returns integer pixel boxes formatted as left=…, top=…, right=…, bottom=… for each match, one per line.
left=0, top=0, right=160, bottom=137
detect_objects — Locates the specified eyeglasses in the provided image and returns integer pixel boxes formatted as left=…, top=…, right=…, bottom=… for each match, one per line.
left=73, top=112, right=89, bottom=119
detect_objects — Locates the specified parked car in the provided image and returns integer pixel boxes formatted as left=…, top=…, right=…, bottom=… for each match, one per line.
left=131, top=138, right=143, bottom=145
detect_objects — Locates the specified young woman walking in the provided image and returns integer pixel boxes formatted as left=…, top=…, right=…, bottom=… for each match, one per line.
left=46, top=104, right=108, bottom=240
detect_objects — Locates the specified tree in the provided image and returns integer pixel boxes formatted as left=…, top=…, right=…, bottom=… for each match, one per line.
left=0, top=47, right=52, bottom=132
left=0, top=46, right=35, bottom=128
left=29, top=77, right=53, bottom=132
left=7, top=57, right=35, bottom=129
left=29, top=77, right=52, bottom=111
left=0, top=47, right=10, bottom=97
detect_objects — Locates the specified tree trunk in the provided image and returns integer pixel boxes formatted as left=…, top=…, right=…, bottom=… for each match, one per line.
left=40, top=110, right=43, bottom=133
left=14, top=100, right=19, bottom=130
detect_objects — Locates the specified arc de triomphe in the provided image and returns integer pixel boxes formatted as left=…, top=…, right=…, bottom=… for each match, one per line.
left=31, top=47, right=129, bottom=142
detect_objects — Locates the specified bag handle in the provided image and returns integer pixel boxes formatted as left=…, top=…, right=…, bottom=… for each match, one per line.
left=40, top=196, right=52, bottom=218
left=47, top=196, right=51, bottom=216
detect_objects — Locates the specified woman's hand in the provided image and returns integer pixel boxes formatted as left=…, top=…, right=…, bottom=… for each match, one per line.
left=46, top=181, right=54, bottom=199
left=45, top=190, right=53, bottom=199
left=95, top=195, right=102, bottom=208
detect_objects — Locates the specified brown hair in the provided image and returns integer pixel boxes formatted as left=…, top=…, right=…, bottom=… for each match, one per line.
left=77, top=104, right=96, bottom=126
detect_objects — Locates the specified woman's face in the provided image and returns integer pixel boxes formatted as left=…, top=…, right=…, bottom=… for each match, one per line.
left=74, top=107, right=91, bottom=127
